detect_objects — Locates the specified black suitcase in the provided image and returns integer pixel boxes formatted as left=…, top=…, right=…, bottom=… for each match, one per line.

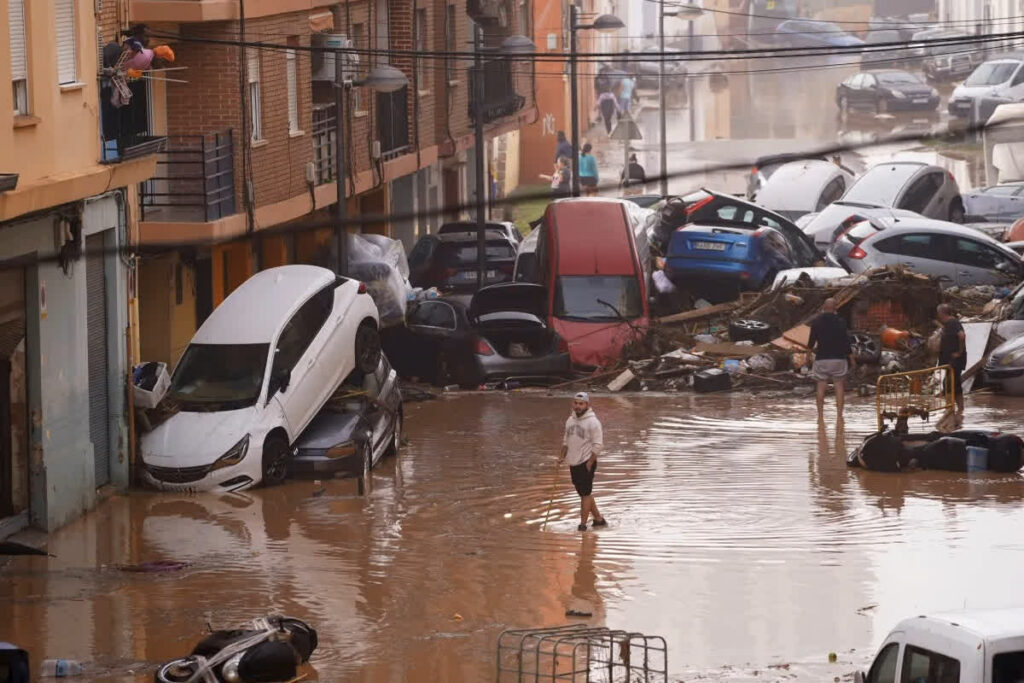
left=694, top=368, right=731, bottom=393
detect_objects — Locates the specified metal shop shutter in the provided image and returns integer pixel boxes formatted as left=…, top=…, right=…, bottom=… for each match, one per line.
left=86, top=233, right=110, bottom=487
left=55, top=0, right=77, bottom=84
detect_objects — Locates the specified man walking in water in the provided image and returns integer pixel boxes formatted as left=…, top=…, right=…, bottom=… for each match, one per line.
left=560, top=392, right=607, bottom=531
left=808, top=298, right=856, bottom=423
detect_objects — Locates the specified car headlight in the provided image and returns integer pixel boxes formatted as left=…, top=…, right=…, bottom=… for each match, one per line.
left=890, top=90, right=906, bottom=99
left=999, top=348, right=1024, bottom=367
left=211, top=435, right=249, bottom=471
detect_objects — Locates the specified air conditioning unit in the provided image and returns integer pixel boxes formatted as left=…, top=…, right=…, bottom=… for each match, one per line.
left=311, top=34, right=359, bottom=82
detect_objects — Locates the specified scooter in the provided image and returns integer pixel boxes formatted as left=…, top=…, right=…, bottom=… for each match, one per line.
left=154, top=616, right=317, bottom=683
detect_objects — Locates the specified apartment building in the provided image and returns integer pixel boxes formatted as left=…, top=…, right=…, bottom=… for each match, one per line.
left=0, top=0, right=159, bottom=533
left=127, top=0, right=537, bottom=368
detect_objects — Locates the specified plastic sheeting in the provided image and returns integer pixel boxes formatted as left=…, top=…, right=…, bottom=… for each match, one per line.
left=348, top=233, right=412, bottom=328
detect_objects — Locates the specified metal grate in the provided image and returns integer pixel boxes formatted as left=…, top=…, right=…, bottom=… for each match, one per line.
left=86, top=232, right=110, bottom=487
left=146, top=464, right=210, bottom=484
left=496, top=625, right=668, bottom=683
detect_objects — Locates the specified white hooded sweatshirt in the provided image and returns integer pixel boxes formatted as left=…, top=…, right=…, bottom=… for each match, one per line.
left=563, top=408, right=603, bottom=466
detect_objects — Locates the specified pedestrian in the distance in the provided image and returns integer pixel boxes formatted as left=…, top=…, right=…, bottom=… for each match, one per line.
left=620, top=153, right=646, bottom=195
left=560, top=392, right=607, bottom=531
left=617, top=74, right=636, bottom=116
left=937, top=303, right=967, bottom=415
left=596, top=91, right=620, bottom=135
left=578, top=143, right=599, bottom=197
left=554, top=131, right=572, bottom=163
left=539, top=156, right=572, bottom=198
left=808, top=298, right=856, bottom=423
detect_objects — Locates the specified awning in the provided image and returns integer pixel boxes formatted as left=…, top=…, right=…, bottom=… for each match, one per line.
left=310, top=10, right=334, bottom=33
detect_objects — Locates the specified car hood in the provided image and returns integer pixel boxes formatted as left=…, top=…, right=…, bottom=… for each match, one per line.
left=295, top=412, right=364, bottom=451
left=469, top=283, right=547, bottom=320
left=885, top=83, right=935, bottom=96
left=141, top=407, right=258, bottom=467
left=952, top=83, right=1002, bottom=99
left=553, top=318, right=648, bottom=368
left=990, top=333, right=1024, bottom=367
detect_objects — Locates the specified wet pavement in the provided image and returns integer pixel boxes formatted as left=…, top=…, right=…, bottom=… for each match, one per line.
left=4, top=392, right=1024, bottom=681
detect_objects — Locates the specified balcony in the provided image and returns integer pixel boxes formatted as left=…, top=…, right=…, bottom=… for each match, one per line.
left=311, top=103, right=336, bottom=186
left=377, top=87, right=411, bottom=160
left=469, top=60, right=525, bottom=124
left=140, top=130, right=236, bottom=222
left=100, top=80, right=166, bottom=163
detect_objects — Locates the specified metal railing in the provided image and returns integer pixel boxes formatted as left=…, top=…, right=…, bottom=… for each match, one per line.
left=311, top=103, right=336, bottom=186
left=469, top=59, right=525, bottom=123
left=140, top=130, right=236, bottom=222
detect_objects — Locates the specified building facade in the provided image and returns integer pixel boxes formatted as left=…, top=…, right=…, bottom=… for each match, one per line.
left=1, top=0, right=158, bottom=532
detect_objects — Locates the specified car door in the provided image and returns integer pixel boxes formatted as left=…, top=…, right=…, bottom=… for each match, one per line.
left=897, top=172, right=943, bottom=216
left=951, top=236, right=1021, bottom=286
left=865, top=642, right=900, bottom=683
left=270, top=287, right=335, bottom=438
left=844, top=74, right=864, bottom=108
left=1003, top=63, right=1024, bottom=100
left=873, top=232, right=958, bottom=284
left=861, top=73, right=878, bottom=109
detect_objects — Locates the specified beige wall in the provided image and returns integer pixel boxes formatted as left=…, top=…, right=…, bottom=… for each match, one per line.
left=0, top=0, right=102, bottom=185
left=138, top=254, right=198, bottom=367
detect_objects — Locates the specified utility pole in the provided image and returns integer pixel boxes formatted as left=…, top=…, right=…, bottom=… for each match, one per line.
left=334, top=47, right=348, bottom=277
left=658, top=0, right=667, bottom=197
left=688, top=18, right=696, bottom=142
left=569, top=4, right=581, bottom=197
left=473, top=22, right=487, bottom=290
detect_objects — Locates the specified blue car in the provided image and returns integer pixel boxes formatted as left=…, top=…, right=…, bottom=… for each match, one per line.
left=663, top=191, right=820, bottom=302
left=775, top=19, right=865, bottom=49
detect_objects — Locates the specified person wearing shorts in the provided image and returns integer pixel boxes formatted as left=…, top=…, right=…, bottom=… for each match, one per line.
left=807, top=298, right=856, bottom=423
left=560, top=392, right=606, bottom=531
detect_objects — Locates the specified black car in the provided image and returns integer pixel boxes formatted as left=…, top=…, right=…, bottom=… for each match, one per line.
left=836, top=70, right=939, bottom=114
left=288, top=355, right=402, bottom=478
left=407, top=227, right=518, bottom=293
left=382, top=284, right=571, bottom=387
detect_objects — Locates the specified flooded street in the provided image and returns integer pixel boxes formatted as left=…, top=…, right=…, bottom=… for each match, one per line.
left=4, top=392, right=1024, bottom=681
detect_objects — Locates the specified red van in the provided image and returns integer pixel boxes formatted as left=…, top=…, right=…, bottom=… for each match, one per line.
left=537, top=198, right=652, bottom=368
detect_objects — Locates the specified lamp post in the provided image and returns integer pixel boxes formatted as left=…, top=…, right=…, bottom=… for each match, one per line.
left=333, top=59, right=407, bottom=276
left=471, top=30, right=535, bottom=290
left=569, top=7, right=624, bottom=197
left=660, top=2, right=703, bottom=197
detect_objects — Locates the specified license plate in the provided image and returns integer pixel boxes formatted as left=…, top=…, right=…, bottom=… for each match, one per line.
left=913, top=98, right=927, bottom=104
left=693, top=241, right=727, bottom=251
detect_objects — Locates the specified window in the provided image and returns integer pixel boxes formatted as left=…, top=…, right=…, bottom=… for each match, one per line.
left=1013, top=66, right=1024, bottom=86
left=350, top=23, right=364, bottom=110
left=9, top=0, right=29, bottom=115
left=247, top=50, right=262, bottom=141
left=876, top=233, right=941, bottom=259
left=409, top=302, right=457, bottom=329
left=519, top=0, right=530, bottom=40
left=899, top=173, right=943, bottom=213
left=865, top=643, right=898, bottom=683
left=445, top=4, right=456, bottom=82
left=900, top=644, right=960, bottom=682
left=953, top=238, right=1016, bottom=271
left=55, top=0, right=76, bottom=84
left=993, top=650, right=1024, bottom=683
left=169, top=343, right=270, bottom=411
left=415, top=9, right=427, bottom=88
left=375, top=0, right=390, bottom=64
left=286, top=48, right=299, bottom=133
left=271, top=286, right=335, bottom=378
left=554, top=276, right=644, bottom=321
left=818, top=177, right=847, bottom=210
left=863, top=74, right=877, bottom=88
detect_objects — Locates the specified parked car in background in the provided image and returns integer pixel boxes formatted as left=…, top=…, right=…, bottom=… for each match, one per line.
left=827, top=216, right=1023, bottom=287
left=774, top=19, right=864, bottom=48
left=961, top=181, right=1024, bottom=222
left=382, top=284, right=571, bottom=386
left=842, top=161, right=965, bottom=222
left=407, top=227, right=518, bottom=293
left=985, top=333, right=1024, bottom=395
left=141, top=266, right=382, bottom=492
left=836, top=70, right=940, bottom=114
left=755, top=159, right=854, bottom=221
left=922, top=31, right=983, bottom=82
left=907, top=27, right=947, bottom=62
left=539, top=198, right=654, bottom=368
left=860, top=29, right=904, bottom=69
left=634, top=46, right=687, bottom=89
left=513, top=226, right=540, bottom=283
left=438, top=220, right=521, bottom=244
left=949, top=55, right=1024, bottom=119
left=289, top=354, right=402, bottom=478
left=800, top=201, right=922, bottom=250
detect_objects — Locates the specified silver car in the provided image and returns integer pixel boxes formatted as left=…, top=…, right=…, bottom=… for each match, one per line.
left=961, top=182, right=1024, bottom=223
left=754, top=160, right=854, bottom=222
left=799, top=201, right=921, bottom=250
left=841, top=161, right=965, bottom=223
left=828, top=216, right=1024, bottom=287
left=985, top=333, right=1024, bottom=395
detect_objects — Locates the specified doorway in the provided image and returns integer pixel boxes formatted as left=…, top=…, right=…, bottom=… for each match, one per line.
left=86, top=232, right=112, bottom=488
left=0, top=267, right=27, bottom=517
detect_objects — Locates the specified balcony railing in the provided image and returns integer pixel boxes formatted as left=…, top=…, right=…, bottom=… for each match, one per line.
left=140, top=130, right=236, bottom=222
left=311, top=103, right=336, bottom=186
left=377, top=87, right=411, bottom=160
left=469, top=60, right=525, bottom=123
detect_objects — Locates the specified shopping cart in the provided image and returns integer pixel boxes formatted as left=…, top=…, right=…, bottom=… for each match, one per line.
left=876, top=364, right=956, bottom=433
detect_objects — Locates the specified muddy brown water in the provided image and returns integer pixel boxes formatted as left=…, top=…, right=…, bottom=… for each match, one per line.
left=3, top=392, right=1024, bottom=681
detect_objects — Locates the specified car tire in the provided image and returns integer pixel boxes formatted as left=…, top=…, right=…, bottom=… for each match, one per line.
left=355, top=322, right=382, bottom=375
left=849, top=332, right=881, bottom=365
left=155, top=659, right=199, bottom=682
left=728, top=319, right=773, bottom=345
left=261, top=434, right=289, bottom=487
left=387, top=410, right=403, bottom=457
left=948, top=199, right=966, bottom=224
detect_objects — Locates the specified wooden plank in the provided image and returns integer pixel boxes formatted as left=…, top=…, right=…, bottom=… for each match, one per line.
left=771, top=323, right=811, bottom=351
left=692, top=342, right=769, bottom=357
left=657, top=301, right=738, bottom=324
left=607, top=369, right=636, bottom=392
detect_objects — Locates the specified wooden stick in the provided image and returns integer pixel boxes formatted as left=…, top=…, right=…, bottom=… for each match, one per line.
left=540, top=460, right=562, bottom=532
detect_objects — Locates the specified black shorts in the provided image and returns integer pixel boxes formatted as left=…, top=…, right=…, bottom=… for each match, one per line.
left=580, top=177, right=598, bottom=188
left=569, top=461, right=597, bottom=497
left=945, top=364, right=965, bottom=398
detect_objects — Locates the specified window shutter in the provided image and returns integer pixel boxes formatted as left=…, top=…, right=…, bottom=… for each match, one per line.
left=247, top=50, right=259, bottom=83
left=286, top=49, right=298, bottom=132
left=55, top=0, right=77, bottom=84
left=8, top=0, right=27, bottom=81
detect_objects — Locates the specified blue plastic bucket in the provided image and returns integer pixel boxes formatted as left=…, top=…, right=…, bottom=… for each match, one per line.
left=967, top=446, right=988, bottom=472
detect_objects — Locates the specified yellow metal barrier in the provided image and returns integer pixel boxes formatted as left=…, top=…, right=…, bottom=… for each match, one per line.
left=876, top=364, right=956, bottom=432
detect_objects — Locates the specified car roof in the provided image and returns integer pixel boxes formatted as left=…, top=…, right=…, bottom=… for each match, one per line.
left=870, top=217, right=1022, bottom=250
left=547, top=198, right=636, bottom=275
left=900, top=609, right=1024, bottom=642
left=757, top=161, right=846, bottom=210
left=192, top=265, right=336, bottom=345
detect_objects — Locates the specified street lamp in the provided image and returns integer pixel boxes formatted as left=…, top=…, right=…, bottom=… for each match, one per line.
left=334, top=62, right=409, bottom=276
left=659, top=1, right=703, bottom=197
left=569, top=7, right=624, bottom=197
left=471, top=28, right=536, bottom=289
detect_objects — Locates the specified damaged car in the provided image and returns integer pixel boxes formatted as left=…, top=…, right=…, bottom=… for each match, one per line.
left=141, top=265, right=381, bottom=493
left=985, top=333, right=1024, bottom=395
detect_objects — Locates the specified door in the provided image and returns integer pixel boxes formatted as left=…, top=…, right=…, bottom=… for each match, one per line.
left=951, top=236, right=1020, bottom=286
left=0, top=357, right=10, bottom=516
left=873, top=232, right=957, bottom=284
left=0, top=267, right=27, bottom=517
left=898, top=172, right=943, bottom=216
left=86, top=232, right=111, bottom=487
left=194, top=255, right=213, bottom=327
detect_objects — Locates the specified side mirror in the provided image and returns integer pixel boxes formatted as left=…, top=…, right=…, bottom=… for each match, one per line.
left=272, top=368, right=291, bottom=395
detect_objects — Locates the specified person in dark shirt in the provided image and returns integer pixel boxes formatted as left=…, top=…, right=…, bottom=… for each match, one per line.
left=620, top=154, right=646, bottom=196
left=554, top=131, right=572, bottom=163
left=937, top=303, right=967, bottom=415
left=807, top=298, right=856, bottom=423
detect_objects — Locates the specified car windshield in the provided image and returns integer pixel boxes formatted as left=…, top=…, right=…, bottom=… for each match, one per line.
left=437, top=240, right=516, bottom=266
left=877, top=72, right=921, bottom=85
left=844, top=167, right=919, bottom=206
left=554, top=275, right=643, bottom=322
left=965, top=62, right=1019, bottom=86
left=168, top=343, right=269, bottom=411
left=993, top=651, right=1024, bottom=681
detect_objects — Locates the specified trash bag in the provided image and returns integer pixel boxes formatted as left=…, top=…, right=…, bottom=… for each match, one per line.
left=347, top=233, right=412, bottom=328
left=132, top=361, right=170, bottom=409
left=987, top=434, right=1024, bottom=472
left=850, top=431, right=910, bottom=472
left=909, top=437, right=968, bottom=472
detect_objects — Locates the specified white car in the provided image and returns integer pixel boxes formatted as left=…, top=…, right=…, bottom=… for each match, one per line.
left=948, top=56, right=1024, bottom=119
left=141, top=265, right=381, bottom=492
left=754, top=159, right=854, bottom=222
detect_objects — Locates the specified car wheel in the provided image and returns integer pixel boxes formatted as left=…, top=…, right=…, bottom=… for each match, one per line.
left=359, top=441, right=372, bottom=479
left=728, top=319, right=773, bottom=345
left=948, top=199, right=966, bottom=224
left=849, top=332, right=881, bottom=365
left=387, top=410, right=403, bottom=457
left=261, top=434, right=289, bottom=487
left=354, top=322, right=381, bottom=374
left=154, top=659, right=200, bottom=683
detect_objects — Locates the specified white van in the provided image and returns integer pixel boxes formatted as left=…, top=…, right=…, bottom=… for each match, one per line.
left=949, top=56, right=1024, bottom=119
